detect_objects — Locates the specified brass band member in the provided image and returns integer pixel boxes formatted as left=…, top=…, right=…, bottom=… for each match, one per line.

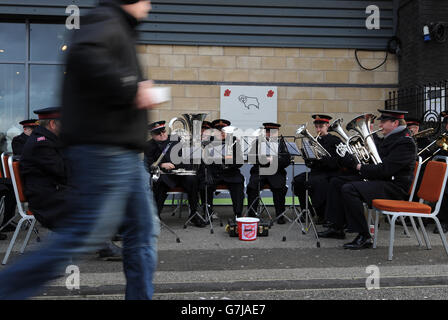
left=406, top=117, right=432, bottom=157
left=200, top=119, right=244, bottom=219
left=144, top=120, right=204, bottom=227
left=319, top=110, right=417, bottom=249
left=246, top=123, right=290, bottom=224
left=292, top=114, right=343, bottom=225
left=12, top=119, right=39, bottom=156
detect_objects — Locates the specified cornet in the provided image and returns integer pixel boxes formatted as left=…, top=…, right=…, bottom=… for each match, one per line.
left=295, top=123, right=331, bottom=160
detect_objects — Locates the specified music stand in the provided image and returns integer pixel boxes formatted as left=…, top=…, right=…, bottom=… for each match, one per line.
left=270, top=140, right=300, bottom=225
left=280, top=137, right=320, bottom=248
left=244, top=138, right=276, bottom=221
left=182, top=143, right=211, bottom=231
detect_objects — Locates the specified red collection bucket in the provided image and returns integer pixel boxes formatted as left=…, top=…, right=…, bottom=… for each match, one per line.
left=236, top=217, right=259, bottom=241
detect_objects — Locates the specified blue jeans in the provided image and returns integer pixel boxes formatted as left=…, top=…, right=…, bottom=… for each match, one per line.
left=0, top=145, right=160, bottom=299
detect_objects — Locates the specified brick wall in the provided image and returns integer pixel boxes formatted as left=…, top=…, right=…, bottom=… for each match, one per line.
left=137, top=45, right=398, bottom=137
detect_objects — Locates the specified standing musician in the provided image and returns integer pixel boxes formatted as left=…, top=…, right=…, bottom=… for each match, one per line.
left=246, top=123, right=290, bottom=224
left=12, top=119, right=39, bottom=156
left=292, top=114, right=343, bottom=225
left=144, top=120, right=205, bottom=228
left=200, top=119, right=245, bottom=219
left=319, top=109, right=417, bottom=250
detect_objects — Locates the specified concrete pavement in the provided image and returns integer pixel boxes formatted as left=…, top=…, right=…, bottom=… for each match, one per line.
left=1, top=206, right=448, bottom=300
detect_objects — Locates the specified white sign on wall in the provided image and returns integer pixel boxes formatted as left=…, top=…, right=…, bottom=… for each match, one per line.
left=220, top=86, right=277, bottom=131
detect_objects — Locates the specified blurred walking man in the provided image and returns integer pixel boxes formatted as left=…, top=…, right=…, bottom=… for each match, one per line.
left=0, top=0, right=159, bottom=300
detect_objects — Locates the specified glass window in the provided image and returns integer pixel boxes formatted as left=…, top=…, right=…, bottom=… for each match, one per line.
left=30, top=23, right=70, bottom=62
left=0, top=64, right=26, bottom=151
left=0, top=23, right=26, bottom=61
left=29, top=65, right=65, bottom=113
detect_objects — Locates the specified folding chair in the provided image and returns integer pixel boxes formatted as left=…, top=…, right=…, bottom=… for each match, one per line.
left=0, top=152, right=19, bottom=232
left=368, top=156, right=423, bottom=246
left=2, top=156, right=38, bottom=265
left=167, top=187, right=188, bottom=218
left=372, top=156, right=448, bottom=261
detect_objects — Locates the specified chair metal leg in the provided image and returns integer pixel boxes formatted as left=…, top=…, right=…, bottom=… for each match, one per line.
left=388, top=215, right=398, bottom=261
left=408, top=216, right=423, bottom=247
left=433, top=217, right=448, bottom=256
left=418, top=217, right=431, bottom=249
left=20, top=218, right=36, bottom=254
left=373, top=210, right=379, bottom=249
left=400, top=216, right=411, bottom=237
left=2, top=218, right=24, bottom=265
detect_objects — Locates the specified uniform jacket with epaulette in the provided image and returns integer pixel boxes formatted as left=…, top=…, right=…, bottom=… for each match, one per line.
left=20, top=126, right=69, bottom=229
left=360, top=127, right=417, bottom=197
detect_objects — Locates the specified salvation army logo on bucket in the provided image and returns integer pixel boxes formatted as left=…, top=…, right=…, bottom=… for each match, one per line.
left=236, top=218, right=259, bottom=241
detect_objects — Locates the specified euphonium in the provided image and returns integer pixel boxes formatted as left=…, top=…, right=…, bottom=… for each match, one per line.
left=345, top=113, right=382, bottom=165
left=295, top=124, right=331, bottom=159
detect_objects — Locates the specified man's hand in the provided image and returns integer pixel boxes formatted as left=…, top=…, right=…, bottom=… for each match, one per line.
left=135, top=80, right=157, bottom=109
left=160, top=162, right=175, bottom=170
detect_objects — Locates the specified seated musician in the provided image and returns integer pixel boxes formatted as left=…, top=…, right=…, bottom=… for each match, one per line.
left=21, top=107, right=122, bottom=260
left=12, top=119, right=38, bottom=156
left=144, top=120, right=205, bottom=228
left=200, top=119, right=244, bottom=220
left=292, top=114, right=343, bottom=225
left=246, top=123, right=290, bottom=224
left=20, top=107, right=68, bottom=230
left=406, top=117, right=432, bottom=157
left=318, top=109, right=417, bottom=250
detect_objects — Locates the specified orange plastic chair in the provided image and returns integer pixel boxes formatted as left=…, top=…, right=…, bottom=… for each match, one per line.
left=372, top=156, right=448, bottom=260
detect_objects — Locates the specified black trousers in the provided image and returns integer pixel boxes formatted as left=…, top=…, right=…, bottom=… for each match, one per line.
left=0, top=182, right=16, bottom=227
left=292, top=172, right=332, bottom=219
left=153, top=175, right=199, bottom=217
left=246, top=175, right=287, bottom=217
left=325, top=176, right=370, bottom=235
left=201, top=178, right=244, bottom=217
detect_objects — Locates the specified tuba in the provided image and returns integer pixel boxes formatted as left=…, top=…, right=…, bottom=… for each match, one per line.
left=295, top=124, right=331, bottom=160
left=167, top=113, right=208, bottom=173
left=342, top=113, right=382, bottom=165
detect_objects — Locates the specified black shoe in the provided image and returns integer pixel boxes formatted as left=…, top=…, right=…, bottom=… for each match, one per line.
left=434, top=223, right=448, bottom=234
left=318, top=227, right=345, bottom=239
left=190, top=214, right=206, bottom=228
left=98, top=243, right=122, bottom=261
left=343, top=234, right=372, bottom=250
left=277, top=216, right=286, bottom=225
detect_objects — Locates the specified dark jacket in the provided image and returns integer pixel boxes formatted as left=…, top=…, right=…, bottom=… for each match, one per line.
left=360, top=127, right=417, bottom=196
left=61, top=0, right=147, bottom=151
left=20, top=126, right=69, bottom=229
left=200, top=137, right=244, bottom=184
left=248, top=135, right=291, bottom=189
left=307, top=133, right=343, bottom=174
left=144, top=135, right=191, bottom=188
left=12, top=132, right=28, bottom=156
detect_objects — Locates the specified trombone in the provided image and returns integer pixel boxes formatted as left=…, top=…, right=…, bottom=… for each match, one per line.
left=418, top=132, right=448, bottom=164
